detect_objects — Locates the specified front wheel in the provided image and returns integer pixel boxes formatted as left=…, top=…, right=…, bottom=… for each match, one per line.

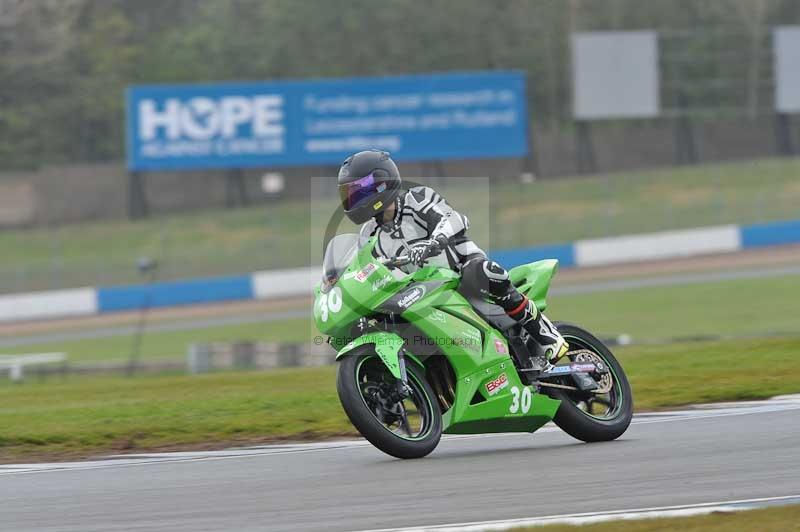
left=545, top=322, right=633, bottom=442
left=337, top=348, right=442, bottom=459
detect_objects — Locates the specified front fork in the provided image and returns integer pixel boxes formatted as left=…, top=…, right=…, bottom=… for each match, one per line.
left=395, top=351, right=412, bottom=400
left=388, top=312, right=412, bottom=400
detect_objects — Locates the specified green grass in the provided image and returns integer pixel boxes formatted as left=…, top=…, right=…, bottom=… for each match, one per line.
left=3, top=157, right=800, bottom=291
left=0, top=318, right=314, bottom=363
left=1, top=335, right=799, bottom=461
left=548, top=273, right=800, bottom=341
left=489, top=157, right=800, bottom=248
left=513, top=504, right=800, bottom=532
left=618, top=336, right=800, bottom=408
left=0, top=366, right=343, bottom=462
left=2, top=272, right=796, bottom=364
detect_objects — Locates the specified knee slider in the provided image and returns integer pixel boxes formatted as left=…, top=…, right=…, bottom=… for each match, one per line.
left=481, top=260, right=511, bottom=297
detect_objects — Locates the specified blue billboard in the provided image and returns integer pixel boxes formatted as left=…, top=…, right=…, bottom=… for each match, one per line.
left=125, top=71, right=529, bottom=171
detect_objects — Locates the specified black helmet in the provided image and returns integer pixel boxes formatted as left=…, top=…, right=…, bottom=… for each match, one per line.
left=338, top=150, right=401, bottom=224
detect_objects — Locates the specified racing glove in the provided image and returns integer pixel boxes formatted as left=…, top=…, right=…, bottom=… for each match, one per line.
left=408, top=234, right=449, bottom=267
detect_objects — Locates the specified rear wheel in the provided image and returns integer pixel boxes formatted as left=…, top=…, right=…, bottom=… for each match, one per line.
left=544, top=322, right=633, bottom=442
left=337, top=348, right=442, bottom=459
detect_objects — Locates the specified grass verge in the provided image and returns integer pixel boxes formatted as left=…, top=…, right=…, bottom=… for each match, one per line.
left=0, top=317, right=313, bottom=362
left=1, top=335, right=799, bottom=462
left=4, top=157, right=800, bottom=290
left=512, top=504, right=800, bottom=532
left=549, top=273, right=800, bottom=341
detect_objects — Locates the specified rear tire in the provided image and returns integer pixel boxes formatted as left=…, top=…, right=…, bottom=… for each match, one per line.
left=546, top=322, right=633, bottom=442
left=337, top=348, right=442, bottom=459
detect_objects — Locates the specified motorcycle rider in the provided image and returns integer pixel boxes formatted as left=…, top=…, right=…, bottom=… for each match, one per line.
left=338, top=150, right=568, bottom=362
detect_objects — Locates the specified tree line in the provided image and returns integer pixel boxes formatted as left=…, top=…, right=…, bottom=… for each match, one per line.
left=0, top=0, right=798, bottom=170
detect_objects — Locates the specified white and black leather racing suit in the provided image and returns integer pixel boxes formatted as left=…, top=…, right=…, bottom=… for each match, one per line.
left=358, top=186, right=566, bottom=358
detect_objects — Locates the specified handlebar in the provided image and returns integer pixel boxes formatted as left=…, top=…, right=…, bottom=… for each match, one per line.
left=379, top=255, right=411, bottom=268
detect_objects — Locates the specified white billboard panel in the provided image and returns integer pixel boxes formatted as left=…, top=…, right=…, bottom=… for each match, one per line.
left=775, top=26, right=800, bottom=113
left=572, top=31, right=660, bottom=120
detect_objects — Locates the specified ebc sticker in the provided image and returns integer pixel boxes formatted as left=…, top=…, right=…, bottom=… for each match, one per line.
left=485, top=373, right=509, bottom=396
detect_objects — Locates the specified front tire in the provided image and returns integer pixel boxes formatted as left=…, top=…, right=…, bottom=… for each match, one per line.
left=546, top=322, right=633, bottom=442
left=337, top=348, right=442, bottom=459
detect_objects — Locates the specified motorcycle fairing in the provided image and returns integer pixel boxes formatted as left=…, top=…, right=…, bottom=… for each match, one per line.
left=321, top=236, right=563, bottom=434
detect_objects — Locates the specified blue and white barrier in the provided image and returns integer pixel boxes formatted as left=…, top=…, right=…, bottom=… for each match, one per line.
left=741, top=219, right=800, bottom=248
left=491, top=242, right=577, bottom=269
left=251, top=268, right=317, bottom=300
left=97, top=274, right=255, bottom=312
left=0, top=287, right=97, bottom=322
left=491, top=219, right=800, bottom=270
left=1, top=219, right=800, bottom=323
left=92, top=267, right=319, bottom=314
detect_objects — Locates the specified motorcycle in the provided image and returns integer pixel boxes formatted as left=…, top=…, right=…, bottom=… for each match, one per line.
left=314, top=233, right=633, bottom=459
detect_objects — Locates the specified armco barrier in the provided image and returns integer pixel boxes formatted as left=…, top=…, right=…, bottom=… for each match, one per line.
left=0, top=287, right=97, bottom=322
left=2, top=218, right=799, bottom=323
left=573, top=225, right=741, bottom=267
left=740, top=219, right=800, bottom=248
left=97, top=274, right=253, bottom=312
left=491, top=243, right=576, bottom=269
left=251, top=267, right=317, bottom=300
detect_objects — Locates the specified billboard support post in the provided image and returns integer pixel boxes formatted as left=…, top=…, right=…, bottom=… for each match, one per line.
left=523, top=128, right=540, bottom=179
left=774, top=27, right=800, bottom=157
left=673, top=92, right=698, bottom=165
left=522, top=101, right=539, bottom=179
left=575, top=121, right=596, bottom=174
left=774, top=113, right=795, bottom=156
left=225, top=169, right=249, bottom=208
left=127, top=171, right=148, bottom=220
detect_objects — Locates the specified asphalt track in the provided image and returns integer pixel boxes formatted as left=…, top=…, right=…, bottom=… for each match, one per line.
left=2, top=397, right=799, bottom=532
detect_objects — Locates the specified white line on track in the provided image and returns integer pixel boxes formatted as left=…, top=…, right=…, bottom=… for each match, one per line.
left=354, top=494, right=800, bottom=532
left=1, top=395, right=799, bottom=476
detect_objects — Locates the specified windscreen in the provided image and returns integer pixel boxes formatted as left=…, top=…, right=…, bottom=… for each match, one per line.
left=321, top=233, right=360, bottom=292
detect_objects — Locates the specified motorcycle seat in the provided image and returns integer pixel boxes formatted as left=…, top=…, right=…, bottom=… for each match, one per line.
left=462, top=295, right=517, bottom=331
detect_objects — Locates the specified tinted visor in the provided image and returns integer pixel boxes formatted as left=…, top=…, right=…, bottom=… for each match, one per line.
left=339, top=172, right=388, bottom=211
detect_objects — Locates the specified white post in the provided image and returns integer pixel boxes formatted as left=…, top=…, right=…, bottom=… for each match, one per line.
left=9, top=364, right=22, bottom=382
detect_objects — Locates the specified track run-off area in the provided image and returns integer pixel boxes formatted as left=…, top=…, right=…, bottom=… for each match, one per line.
left=2, top=396, right=799, bottom=531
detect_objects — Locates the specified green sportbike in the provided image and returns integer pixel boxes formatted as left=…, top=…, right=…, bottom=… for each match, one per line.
left=314, top=234, right=633, bottom=459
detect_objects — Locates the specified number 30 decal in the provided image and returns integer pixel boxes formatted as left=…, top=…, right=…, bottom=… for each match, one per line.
left=509, top=386, right=532, bottom=414
left=318, top=286, right=343, bottom=322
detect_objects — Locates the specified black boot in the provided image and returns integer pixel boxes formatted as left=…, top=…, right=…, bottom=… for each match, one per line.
left=508, top=298, right=569, bottom=362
